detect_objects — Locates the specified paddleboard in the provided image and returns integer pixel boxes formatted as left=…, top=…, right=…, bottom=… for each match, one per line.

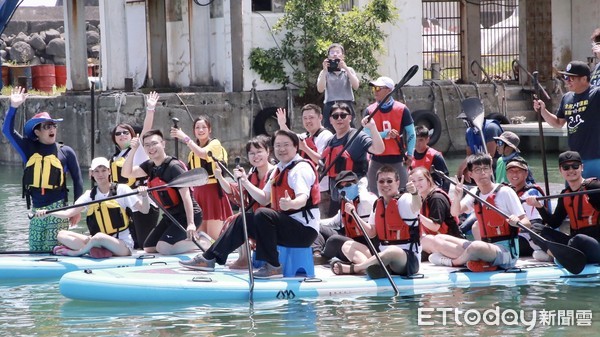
left=59, top=259, right=600, bottom=303
left=0, top=251, right=202, bottom=281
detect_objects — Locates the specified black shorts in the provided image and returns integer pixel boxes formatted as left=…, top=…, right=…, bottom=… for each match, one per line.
left=144, top=210, right=201, bottom=247
left=389, top=249, right=420, bottom=277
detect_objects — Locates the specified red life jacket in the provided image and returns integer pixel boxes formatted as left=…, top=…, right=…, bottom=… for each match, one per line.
left=341, top=197, right=362, bottom=239
left=421, top=188, right=460, bottom=236
left=147, top=157, right=184, bottom=210
left=321, top=129, right=358, bottom=178
left=366, top=101, right=406, bottom=156
left=299, top=128, right=324, bottom=163
left=270, top=159, right=320, bottom=220
left=514, top=183, right=548, bottom=210
left=563, top=178, right=600, bottom=236
left=474, top=185, right=518, bottom=243
left=413, top=147, right=441, bottom=170
left=374, top=196, right=418, bottom=245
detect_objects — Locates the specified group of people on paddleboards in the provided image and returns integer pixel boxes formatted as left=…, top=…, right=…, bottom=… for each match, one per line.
left=2, top=42, right=600, bottom=279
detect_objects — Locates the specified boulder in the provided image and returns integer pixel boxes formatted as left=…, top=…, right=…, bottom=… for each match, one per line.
left=46, top=38, right=66, bottom=58
left=86, top=30, right=100, bottom=46
left=28, top=33, right=46, bottom=51
left=44, top=29, right=61, bottom=44
left=88, top=44, right=100, bottom=59
left=53, top=56, right=67, bottom=65
left=9, top=41, right=35, bottom=63
left=10, top=32, right=28, bottom=46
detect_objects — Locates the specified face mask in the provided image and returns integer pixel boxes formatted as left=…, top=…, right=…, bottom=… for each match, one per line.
left=339, top=183, right=359, bottom=201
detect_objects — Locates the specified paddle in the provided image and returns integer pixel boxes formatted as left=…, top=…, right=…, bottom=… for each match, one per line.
left=533, top=188, right=600, bottom=201
left=431, top=168, right=586, bottom=275
left=234, top=157, right=255, bottom=303
left=342, top=193, right=400, bottom=295
left=319, top=65, right=419, bottom=181
left=0, top=250, right=52, bottom=255
left=460, top=97, right=488, bottom=155
left=28, top=168, right=209, bottom=219
left=532, top=71, right=550, bottom=196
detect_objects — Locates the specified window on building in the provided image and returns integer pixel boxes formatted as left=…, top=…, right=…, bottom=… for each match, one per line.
left=252, top=0, right=286, bottom=12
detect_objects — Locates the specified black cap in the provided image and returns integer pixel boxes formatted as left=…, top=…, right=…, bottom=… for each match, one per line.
left=558, top=151, right=582, bottom=165
left=558, top=61, right=591, bottom=78
left=335, top=170, right=358, bottom=187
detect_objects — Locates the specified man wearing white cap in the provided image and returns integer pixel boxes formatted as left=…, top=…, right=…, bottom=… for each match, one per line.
left=534, top=60, right=600, bottom=179
left=316, top=43, right=360, bottom=131
left=364, top=75, right=416, bottom=193
left=2, top=86, right=83, bottom=252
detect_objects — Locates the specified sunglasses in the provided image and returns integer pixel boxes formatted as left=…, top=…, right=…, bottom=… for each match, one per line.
left=41, top=123, right=57, bottom=130
left=331, top=113, right=350, bottom=120
left=372, top=86, right=387, bottom=92
left=115, top=130, right=130, bottom=136
left=561, top=163, right=580, bottom=171
left=496, top=140, right=504, bottom=146
left=377, top=179, right=396, bottom=184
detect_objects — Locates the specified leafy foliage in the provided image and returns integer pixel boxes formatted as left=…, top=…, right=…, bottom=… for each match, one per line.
left=249, top=0, right=397, bottom=96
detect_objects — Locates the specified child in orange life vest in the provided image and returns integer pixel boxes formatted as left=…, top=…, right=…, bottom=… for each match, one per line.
left=213, top=135, right=275, bottom=269
left=409, top=167, right=461, bottom=261
left=276, top=104, right=334, bottom=217
left=526, top=151, right=600, bottom=263
left=412, top=125, right=450, bottom=192
left=330, top=165, right=422, bottom=278
left=122, top=129, right=205, bottom=255
left=170, top=116, right=233, bottom=241
left=428, top=153, right=530, bottom=272
left=34, top=157, right=150, bottom=257
left=180, top=130, right=321, bottom=279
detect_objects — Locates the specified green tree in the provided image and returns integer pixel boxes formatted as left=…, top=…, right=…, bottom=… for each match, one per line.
left=249, top=0, right=397, bottom=96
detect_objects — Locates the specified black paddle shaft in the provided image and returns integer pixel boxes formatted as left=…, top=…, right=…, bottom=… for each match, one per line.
left=532, top=71, right=550, bottom=196
left=431, top=169, right=586, bottom=274
left=235, top=157, right=255, bottom=301
left=318, top=65, right=419, bottom=181
left=343, top=194, right=399, bottom=295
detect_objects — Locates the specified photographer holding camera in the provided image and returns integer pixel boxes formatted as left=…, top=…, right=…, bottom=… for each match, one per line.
left=316, top=43, right=360, bottom=131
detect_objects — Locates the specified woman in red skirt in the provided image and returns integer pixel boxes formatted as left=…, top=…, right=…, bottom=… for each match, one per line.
left=171, top=116, right=233, bottom=240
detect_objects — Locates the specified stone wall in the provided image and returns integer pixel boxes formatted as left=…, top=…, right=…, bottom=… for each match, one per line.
left=0, top=84, right=504, bottom=168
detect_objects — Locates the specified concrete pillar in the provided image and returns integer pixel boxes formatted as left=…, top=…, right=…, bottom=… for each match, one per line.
left=190, top=1, right=212, bottom=86
left=146, top=0, right=169, bottom=87
left=64, top=0, right=90, bottom=91
left=462, top=0, right=481, bottom=83
left=166, top=0, right=191, bottom=87
left=99, top=0, right=127, bottom=90
left=230, top=0, right=243, bottom=92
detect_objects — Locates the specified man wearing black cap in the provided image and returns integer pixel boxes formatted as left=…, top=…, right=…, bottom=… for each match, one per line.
left=534, top=60, right=600, bottom=179
left=526, top=150, right=600, bottom=263
left=312, top=170, right=376, bottom=264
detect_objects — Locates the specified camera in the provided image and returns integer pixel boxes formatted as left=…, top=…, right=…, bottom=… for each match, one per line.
left=327, top=59, right=340, bottom=72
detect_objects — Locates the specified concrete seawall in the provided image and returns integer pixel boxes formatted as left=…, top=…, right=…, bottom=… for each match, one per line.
left=0, top=84, right=545, bottom=168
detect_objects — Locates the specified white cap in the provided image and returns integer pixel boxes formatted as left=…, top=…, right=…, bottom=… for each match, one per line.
left=90, top=157, right=111, bottom=170
left=369, top=76, right=395, bottom=89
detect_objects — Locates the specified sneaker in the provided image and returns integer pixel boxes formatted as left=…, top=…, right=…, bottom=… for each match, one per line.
left=466, top=260, right=498, bottom=272
left=428, top=252, right=454, bottom=267
left=532, top=250, right=554, bottom=262
left=253, top=263, right=283, bottom=279
left=179, top=254, right=216, bottom=271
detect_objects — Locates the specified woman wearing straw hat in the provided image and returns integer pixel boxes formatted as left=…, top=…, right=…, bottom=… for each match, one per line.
left=2, top=86, right=83, bottom=252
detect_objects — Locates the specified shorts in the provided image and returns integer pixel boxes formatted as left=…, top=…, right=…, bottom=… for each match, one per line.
left=192, top=183, right=233, bottom=221
left=491, top=243, right=518, bottom=269
left=143, top=210, right=201, bottom=247
left=398, top=249, right=420, bottom=277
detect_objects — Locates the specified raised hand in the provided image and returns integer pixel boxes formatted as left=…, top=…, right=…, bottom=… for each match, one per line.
left=146, top=91, right=159, bottom=110
left=10, top=86, right=28, bottom=108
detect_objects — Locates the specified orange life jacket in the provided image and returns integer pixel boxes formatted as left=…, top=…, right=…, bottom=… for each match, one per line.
left=147, top=157, right=184, bottom=210
left=474, top=185, right=519, bottom=244
left=299, top=128, right=324, bottom=164
left=321, top=129, right=359, bottom=178
left=366, top=101, right=406, bottom=156
left=341, top=197, right=362, bottom=239
left=374, top=196, right=419, bottom=248
left=413, top=147, right=441, bottom=171
left=563, top=178, right=600, bottom=237
left=270, top=159, right=320, bottom=221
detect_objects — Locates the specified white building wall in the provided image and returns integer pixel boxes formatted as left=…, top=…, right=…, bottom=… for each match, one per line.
left=124, top=1, right=147, bottom=89
left=570, top=0, right=600, bottom=65
left=165, top=0, right=191, bottom=87
left=99, top=0, right=129, bottom=90
left=190, top=2, right=212, bottom=85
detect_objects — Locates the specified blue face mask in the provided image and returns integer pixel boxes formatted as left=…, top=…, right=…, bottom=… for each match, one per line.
left=339, top=183, right=359, bottom=201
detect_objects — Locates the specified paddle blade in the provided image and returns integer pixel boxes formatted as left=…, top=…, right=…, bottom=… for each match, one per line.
left=395, top=65, right=419, bottom=88
left=461, top=97, right=485, bottom=129
left=547, top=241, right=587, bottom=275
left=168, top=168, right=209, bottom=188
